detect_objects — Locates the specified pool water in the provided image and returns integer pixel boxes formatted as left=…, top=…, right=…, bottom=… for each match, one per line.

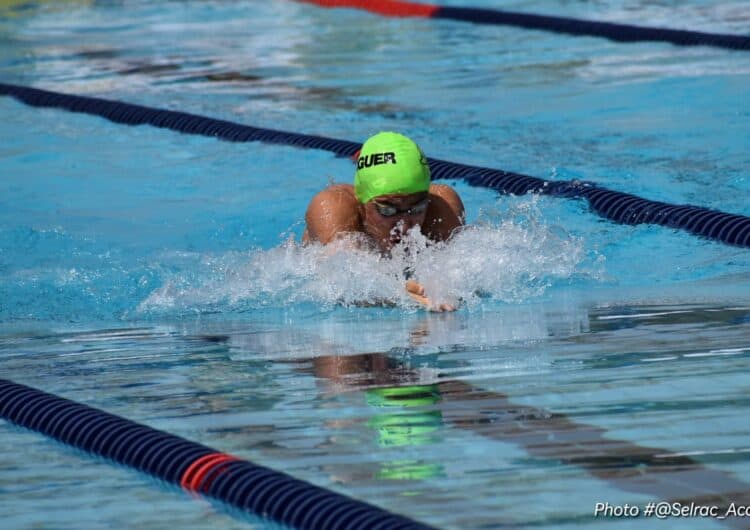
left=1, top=1, right=750, bottom=529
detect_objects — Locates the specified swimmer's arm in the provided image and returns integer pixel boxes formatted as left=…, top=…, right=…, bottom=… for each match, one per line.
left=406, top=280, right=458, bottom=312
left=346, top=286, right=456, bottom=312
left=412, top=184, right=464, bottom=311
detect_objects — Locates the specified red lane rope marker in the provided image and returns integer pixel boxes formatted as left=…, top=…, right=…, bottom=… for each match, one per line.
left=298, top=0, right=438, bottom=18
left=181, top=453, right=238, bottom=493
left=190, top=455, right=237, bottom=493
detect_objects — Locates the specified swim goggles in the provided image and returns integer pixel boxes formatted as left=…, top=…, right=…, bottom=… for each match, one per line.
left=372, top=198, right=430, bottom=217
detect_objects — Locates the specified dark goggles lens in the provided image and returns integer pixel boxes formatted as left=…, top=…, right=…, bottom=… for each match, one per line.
left=374, top=198, right=429, bottom=217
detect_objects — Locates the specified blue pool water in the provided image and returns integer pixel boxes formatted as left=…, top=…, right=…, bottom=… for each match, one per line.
left=1, top=1, right=750, bottom=529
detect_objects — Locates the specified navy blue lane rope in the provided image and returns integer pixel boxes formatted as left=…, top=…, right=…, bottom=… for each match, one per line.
left=434, top=6, right=750, bottom=51
left=2, top=82, right=749, bottom=248
left=299, top=0, right=750, bottom=51
left=0, top=378, right=437, bottom=530
left=0, top=83, right=361, bottom=157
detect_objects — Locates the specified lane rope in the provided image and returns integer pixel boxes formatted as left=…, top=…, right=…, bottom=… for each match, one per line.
left=297, top=0, right=750, bottom=51
left=2, top=82, right=749, bottom=248
left=0, top=378, right=438, bottom=530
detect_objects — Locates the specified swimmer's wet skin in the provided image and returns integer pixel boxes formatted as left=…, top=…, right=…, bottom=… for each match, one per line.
left=303, top=131, right=465, bottom=311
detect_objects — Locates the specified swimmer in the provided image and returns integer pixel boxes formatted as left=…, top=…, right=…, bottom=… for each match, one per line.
left=303, top=131, right=465, bottom=311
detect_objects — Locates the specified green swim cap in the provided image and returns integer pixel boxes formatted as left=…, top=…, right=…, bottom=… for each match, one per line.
left=354, top=132, right=431, bottom=204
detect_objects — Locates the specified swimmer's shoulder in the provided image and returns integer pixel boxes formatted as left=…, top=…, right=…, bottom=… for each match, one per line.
left=318, top=183, right=357, bottom=200
left=424, top=183, right=465, bottom=241
left=304, top=184, right=362, bottom=244
left=428, top=184, right=465, bottom=219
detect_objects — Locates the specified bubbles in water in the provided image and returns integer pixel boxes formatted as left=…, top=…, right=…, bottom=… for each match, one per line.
left=138, top=197, right=594, bottom=315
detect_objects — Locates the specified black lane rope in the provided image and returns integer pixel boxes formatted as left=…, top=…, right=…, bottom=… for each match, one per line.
left=298, top=0, right=750, bottom=52
left=0, top=378, right=438, bottom=530
left=2, top=82, right=749, bottom=248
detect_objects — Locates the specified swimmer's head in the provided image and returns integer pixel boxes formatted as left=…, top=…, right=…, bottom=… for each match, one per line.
left=354, top=132, right=432, bottom=250
left=354, top=132, right=431, bottom=204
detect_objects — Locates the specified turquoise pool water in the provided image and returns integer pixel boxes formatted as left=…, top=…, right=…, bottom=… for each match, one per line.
left=1, top=1, right=750, bottom=529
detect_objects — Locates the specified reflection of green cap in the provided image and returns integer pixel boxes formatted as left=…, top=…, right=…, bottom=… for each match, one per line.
left=354, top=132, right=431, bottom=204
left=365, top=385, right=443, bottom=448
left=367, top=410, right=443, bottom=447
left=365, top=384, right=444, bottom=481
left=377, top=460, right=444, bottom=481
left=365, top=385, right=441, bottom=408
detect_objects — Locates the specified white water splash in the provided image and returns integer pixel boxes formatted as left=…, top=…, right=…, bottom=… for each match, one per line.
left=138, top=198, right=595, bottom=314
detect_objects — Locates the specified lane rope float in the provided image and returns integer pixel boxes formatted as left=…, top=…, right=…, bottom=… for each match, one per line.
left=0, top=378, right=438, bottom=530
left=2, top=82, right=749, bottom=248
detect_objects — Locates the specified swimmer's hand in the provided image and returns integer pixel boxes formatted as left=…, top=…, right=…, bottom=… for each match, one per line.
left=405, top=280, right=457, bottom=312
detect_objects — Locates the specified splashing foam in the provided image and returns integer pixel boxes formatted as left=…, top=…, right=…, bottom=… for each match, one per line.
left=139, top=198, right=591, bottom=314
